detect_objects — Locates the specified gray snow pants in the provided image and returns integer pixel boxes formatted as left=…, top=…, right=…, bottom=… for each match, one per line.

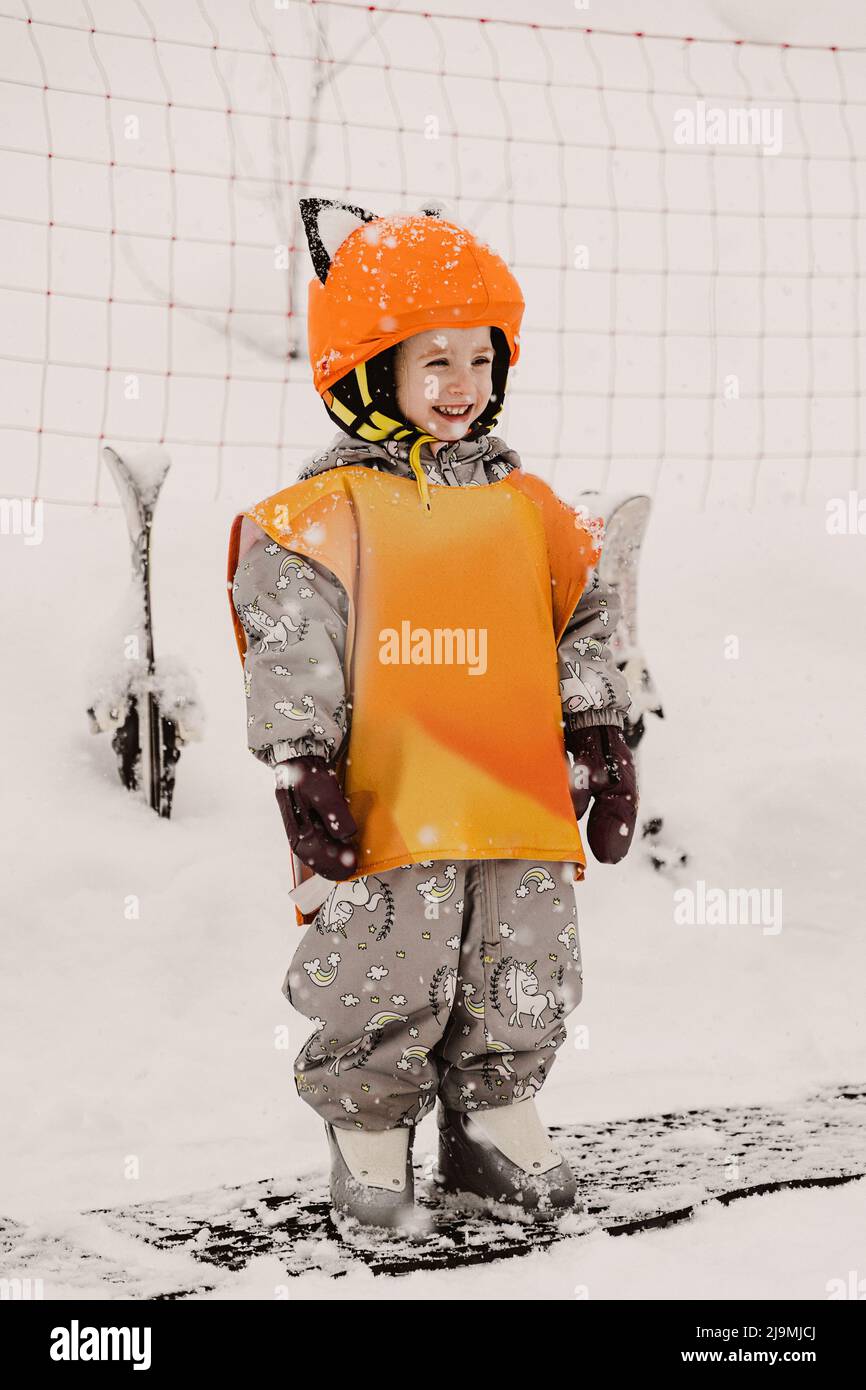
left=281, top=858, right=584, bottom=1131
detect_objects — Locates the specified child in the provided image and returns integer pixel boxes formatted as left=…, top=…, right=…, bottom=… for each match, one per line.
left=227, top=199, right=638, bottom=1228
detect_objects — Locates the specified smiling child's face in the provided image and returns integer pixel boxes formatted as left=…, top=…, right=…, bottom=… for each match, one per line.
left=394, top=326, right=494, bottom=445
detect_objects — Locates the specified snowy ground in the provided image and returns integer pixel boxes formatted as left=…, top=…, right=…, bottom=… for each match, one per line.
left=1, top=487, right=864, bottom=1298
left=197, top=1181, right=866, bottom=1301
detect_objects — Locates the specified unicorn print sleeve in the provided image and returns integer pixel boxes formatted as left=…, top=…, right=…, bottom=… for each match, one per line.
left=557, top=570, right=632, bottom=732
left=231, top=530, right=350, bottom=767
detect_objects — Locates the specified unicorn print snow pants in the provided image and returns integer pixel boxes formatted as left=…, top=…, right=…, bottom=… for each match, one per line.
left=281, top=858, right=584, bottom=1132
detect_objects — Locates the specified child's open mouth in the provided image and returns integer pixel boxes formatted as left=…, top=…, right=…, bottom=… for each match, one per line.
left=433, top=403, right=472, bottom=419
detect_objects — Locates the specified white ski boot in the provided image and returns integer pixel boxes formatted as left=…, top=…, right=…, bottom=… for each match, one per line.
left=435, top=1098, right=579, bottom=1219
left=325, top=1122, right=416, bottom=1230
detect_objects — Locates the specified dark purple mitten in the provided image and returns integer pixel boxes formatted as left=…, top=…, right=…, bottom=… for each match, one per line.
left=565, top=726, right=639, bottom=864
left=274, top=755, right=358, bottom=880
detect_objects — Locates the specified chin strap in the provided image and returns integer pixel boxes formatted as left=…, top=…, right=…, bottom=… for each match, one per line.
left=407, top=433, right=438, bottom=511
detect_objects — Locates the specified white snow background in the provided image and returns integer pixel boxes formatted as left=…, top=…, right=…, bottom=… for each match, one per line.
left=1, top=0, right=865, bottom=1298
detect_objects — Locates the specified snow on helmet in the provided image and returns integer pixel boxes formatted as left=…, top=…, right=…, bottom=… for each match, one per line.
left=299, top=197, right=525, bottom=450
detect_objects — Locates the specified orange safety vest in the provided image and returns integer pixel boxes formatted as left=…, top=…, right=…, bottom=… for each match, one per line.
left=227, top=465, right=600, bottom=901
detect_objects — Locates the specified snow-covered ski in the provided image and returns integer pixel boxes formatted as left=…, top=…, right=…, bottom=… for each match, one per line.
left=592, top=494, right=661, bottom=724
left=580, top=491, right=686, bottom=875
left=86, top=446, right=202, bottom=815
left=108, top=445, right=171, bottom=816
left=3, top=1083, right=862, bottom=1294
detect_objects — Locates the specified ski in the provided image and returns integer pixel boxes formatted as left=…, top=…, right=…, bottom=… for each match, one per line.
left=86, top=447, right=199, bottom=816
left=580, top=492, right=687, bottom=873
left=109, top=445, right=169, bottom=816
left=586, top=491, right=662, bottom=736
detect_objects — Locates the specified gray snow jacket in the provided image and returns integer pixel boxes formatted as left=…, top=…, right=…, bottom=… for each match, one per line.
left=231, top=430, right=631, bottom=770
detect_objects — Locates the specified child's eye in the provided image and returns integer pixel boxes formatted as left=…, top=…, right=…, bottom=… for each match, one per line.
left=423, top=355, right=491, bottom=367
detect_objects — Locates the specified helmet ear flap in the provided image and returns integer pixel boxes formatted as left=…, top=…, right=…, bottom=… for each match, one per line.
left=319, top=343, right=403, bottom=442
left=467, top=326, right=511, bottom=438
left=376, top=342, right=398, bottom=402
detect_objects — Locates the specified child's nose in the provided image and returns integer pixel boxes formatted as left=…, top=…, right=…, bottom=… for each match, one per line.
left=447, top=368, right=475, bottom=397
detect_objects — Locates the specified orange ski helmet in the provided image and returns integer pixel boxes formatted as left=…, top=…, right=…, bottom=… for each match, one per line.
left=300, top=198, right=524, bottom=447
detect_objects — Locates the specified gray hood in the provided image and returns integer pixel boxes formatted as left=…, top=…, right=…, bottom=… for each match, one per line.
left=297, top=429, right=522, bottom=490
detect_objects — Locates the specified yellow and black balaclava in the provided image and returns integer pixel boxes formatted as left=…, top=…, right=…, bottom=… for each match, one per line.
left=320, top=328, right=512, bottom=449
